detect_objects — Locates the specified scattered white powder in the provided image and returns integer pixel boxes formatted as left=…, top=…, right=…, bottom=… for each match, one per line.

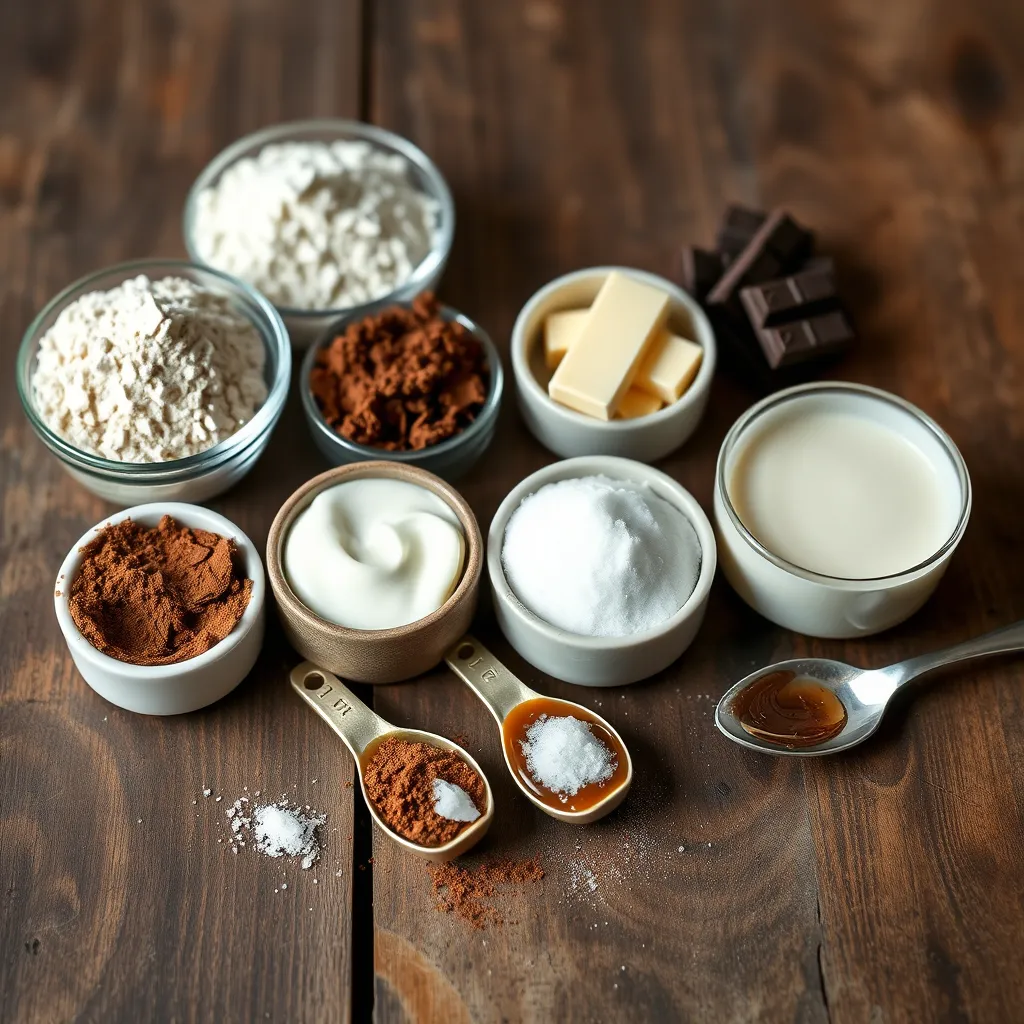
left=32, top=275, right=267, bottom=462
left=432, top=778, right=481, bottom=822
left=501, top=475, right=701, bottom=637
left=521, top=714, right=616, bottom=800
left=192, top=140, right=440, bottom=310
left=223, top=797, right=325, bottom=870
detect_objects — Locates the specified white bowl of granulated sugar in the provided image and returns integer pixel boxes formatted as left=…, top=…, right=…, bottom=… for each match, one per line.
left=489, top=456, right=718, bottom=687
left=183, top=119, right=455, bottom=347
left=16, top=259, right=291, bottom=506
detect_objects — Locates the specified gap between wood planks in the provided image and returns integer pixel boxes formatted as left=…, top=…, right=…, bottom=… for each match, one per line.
left=350, top=1, right=377, bottom=1018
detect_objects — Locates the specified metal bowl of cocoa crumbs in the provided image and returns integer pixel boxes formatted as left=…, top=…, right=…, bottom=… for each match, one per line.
left=299, top=294, right=504, bottom=482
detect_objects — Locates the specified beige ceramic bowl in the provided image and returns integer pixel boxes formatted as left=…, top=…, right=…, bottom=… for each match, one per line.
left=267, top=462, right=483, bottom=683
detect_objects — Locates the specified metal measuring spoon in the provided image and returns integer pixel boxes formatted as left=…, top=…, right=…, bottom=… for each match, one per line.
left=290, top=662, right=494, bottom=861
left=715, top=619, right=1024, bottom=757
left=444, top=635, right=633, bottom=823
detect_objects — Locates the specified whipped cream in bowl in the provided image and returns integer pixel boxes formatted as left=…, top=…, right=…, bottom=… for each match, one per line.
left=267, top=463, right=482, bottom=684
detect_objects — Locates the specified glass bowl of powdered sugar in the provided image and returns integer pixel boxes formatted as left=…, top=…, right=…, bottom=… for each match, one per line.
left=182, top=119, right=455, bottom=348
left=16, top=259, right=291, bottom=506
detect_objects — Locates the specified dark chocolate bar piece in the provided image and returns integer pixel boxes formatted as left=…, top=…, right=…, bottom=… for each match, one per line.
left=716, top=206, right=767, bottom=260
left=758, top=310, right=854, bottom=369
left=680, top=246, right=726, bottom=302
left=739, top=266, right=837, bottom=329
left=706, top=210, right=815, bottom=306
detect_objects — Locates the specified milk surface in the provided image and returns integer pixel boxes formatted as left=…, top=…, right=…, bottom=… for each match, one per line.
left=729, top=406, right=956, bottom=579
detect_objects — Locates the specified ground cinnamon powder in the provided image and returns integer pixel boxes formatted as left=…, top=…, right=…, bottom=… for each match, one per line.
left=428, top=856, right=545, bottom=929
left=309, top=292, right=488, bottom=451
left=68, top=515, right=252, bottom=666
left=362, top=736, right=486, bottom=847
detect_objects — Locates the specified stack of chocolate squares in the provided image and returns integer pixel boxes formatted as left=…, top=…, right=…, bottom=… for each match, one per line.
left=681, top=207, right=854, bottom=386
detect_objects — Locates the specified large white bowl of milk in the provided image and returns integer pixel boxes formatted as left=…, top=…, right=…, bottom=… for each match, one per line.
left=714, top=382, right=971, bottom=638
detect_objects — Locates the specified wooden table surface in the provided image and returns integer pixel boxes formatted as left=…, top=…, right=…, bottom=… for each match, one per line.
left=3, top=1, right=1023, bottom=1021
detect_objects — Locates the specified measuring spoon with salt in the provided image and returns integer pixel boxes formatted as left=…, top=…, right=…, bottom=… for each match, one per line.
left=290, top=661, right=494, bottom=861
left=444, top=635, right=633, bottom=823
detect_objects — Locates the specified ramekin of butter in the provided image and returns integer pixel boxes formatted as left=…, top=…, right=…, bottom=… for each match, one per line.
left=53, top=503, right=266, bottom=715
left=715, top=382, right=971, bottom=638
left=267, top=462, right=482, bottom=683
left=510, top=267, right=716, bottom=461
left=488, top=456, right=717, bottom=686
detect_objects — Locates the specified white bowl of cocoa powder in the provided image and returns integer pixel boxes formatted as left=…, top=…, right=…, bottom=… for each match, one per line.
left=53, top=503, right=266, bottom=715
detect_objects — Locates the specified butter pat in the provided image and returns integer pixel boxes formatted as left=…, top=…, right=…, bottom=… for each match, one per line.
left=633, top=334, right=703, bottom=404
left=543, top=308, right=703, bottom=405
left=548, top=272, right=670, bottom=420
left=544, top=309, right=588, bottom=370
left=615, top=388, right=663, bottom=419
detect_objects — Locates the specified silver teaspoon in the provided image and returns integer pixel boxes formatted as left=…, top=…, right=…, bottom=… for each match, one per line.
left=715, top=619, right=1024, bottom=756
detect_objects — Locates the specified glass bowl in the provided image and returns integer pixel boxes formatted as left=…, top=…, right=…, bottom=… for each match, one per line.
left=16, top=259, right=292, bottom=506
left=299, top=303, right=503, bottom=481
left=182, top=118, right=456, bottom=348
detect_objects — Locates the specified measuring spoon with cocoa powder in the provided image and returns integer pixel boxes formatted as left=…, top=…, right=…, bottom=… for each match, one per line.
left=444, top=635, right=633, bottom=824
left=289, top=661, right=494, bottom=861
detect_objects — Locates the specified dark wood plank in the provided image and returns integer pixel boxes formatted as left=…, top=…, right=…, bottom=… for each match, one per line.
left=0, top=2, right=362, bottom=1022
left=368, top=0, right=1024, bottom=1022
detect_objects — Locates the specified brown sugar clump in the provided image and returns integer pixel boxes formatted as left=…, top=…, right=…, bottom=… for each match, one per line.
left=362, top=736, right=486, bottom=848
left=428, top=856, right=545, bottom=929
left=68, top=515, right=252, bottom=666
left=309, top=292, right=489, bottom=451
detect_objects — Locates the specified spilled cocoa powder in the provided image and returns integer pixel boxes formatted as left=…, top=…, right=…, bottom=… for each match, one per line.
left=363, top=736, right=486, bottom=848
left=68, top=515, right=252, bottom=666
left=428, top=856, right=545, bottom=929
left=309, top=292, right=488, bottom=451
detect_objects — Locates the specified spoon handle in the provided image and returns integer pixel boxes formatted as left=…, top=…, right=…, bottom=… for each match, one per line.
left=892, top=619, right=1024, bottom=687
left=443, top=634, right=537, bottom=725
left=289, top=661, right=393, bottom=761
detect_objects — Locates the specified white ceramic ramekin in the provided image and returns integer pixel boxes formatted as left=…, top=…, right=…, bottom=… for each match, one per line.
left=54, top=503, right=266, bottom=714
left=488, top=456, right=717, bottom=686
left=714, top=382, right=971, bottom=639
left=510, top=267, right=716, bottom=462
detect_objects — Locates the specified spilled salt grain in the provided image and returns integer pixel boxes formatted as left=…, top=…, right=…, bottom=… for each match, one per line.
left=432, top=778, right=481, bottom=822
left=253, top=805, right=326, bottom=869
left=521, top=714, right=615, bottom=799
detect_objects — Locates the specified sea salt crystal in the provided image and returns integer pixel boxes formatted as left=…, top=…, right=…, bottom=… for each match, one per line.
left=431, top=778, right=481, bottom=822
left=521, top=714, right=616, bottom=799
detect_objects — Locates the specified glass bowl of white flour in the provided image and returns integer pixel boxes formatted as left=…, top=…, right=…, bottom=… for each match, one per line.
left=182, top=119, right=455, bottom=348
left=16, top=259, right=291, bottom=506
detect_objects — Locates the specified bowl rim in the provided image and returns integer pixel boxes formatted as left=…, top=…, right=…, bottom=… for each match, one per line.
left=16, top=258, right=292, bottom=480
left=714, top=381, right=973, bottom=587
left=53, top=502, right=266, bottom=679
left=487, top=455, right=718, bottom=651
left=266, top=462, right=483, bottom=643
left=510, top=265, right=718, bottom=433
left=299, top=301, right=504, bottom=463
left=182, top=117, right=456, bottom=321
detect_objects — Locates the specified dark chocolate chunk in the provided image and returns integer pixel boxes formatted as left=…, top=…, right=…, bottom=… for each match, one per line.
left=758, top=310, right=854, bottom=369
left=706, top=210, right=815, bottom=306
left=716, top=206, right=767, bottom=260
left=681, top=246, right=726, bottom=302
left=739, top=266, right=838, bottom=328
